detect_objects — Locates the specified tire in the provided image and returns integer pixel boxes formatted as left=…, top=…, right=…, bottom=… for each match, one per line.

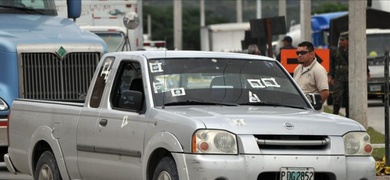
left=34, top=151, right=62, bottom=180
left=152, top=157, right=179, bottom=180
left=0, top=146, right=8, bottom=162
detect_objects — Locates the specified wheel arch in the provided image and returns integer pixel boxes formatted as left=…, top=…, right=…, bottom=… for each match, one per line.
left=29, top=126, right=70, bottom=180
left=146, top=148, right=172, bottom=180
left=143, top=131, right=189, bottom=180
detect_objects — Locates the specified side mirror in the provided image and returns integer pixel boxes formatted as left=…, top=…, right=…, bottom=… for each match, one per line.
left=123, top=12, right=140, bottom=30
left=118, top=90, right=144, bottom=112
left=306, top=93, right=322, bottom=110
left=66, top=0, right=81, bottom=19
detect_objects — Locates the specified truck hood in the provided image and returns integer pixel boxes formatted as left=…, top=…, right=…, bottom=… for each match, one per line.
left=0, top=14, right=105, bottom=52
left=161, top=106, right=364, bottom=136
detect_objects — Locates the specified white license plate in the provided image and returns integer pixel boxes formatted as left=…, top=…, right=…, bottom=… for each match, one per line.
left=280, top=167, right=314, bottom=180
left=369, top=85, right=381, bottom=92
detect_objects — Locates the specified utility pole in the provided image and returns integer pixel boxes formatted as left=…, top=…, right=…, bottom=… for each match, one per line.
left=278, top=0, right=286, bottom=40
left=200, top=0, right=205, bottom=27
left=300, top=0, right=311, bottom=42
left=256, top=0, right=262, bottom=19
left=236, top=0, right=242, bottom=23
left=147, top=14, right=151, bottom=39
left=136, top=0, right=143, bottom=50
left=174, top=0, right=182, bottom=50
left=349, top=0, right=368, bottom=127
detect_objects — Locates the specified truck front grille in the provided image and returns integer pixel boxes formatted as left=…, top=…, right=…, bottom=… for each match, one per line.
left=255, top=135, right=329, bottom=150
left=21, top=52, right=100, bottom=101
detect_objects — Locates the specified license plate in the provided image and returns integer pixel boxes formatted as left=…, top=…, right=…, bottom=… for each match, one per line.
left=369, top=85, right=381, bottom=92
left=280, top=167, right=314, bottom=180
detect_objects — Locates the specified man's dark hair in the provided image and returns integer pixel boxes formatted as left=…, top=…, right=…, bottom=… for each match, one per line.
left=297, top=41, right=314, bottom=52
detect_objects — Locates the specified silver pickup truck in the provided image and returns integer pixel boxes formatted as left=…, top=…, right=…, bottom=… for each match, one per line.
left=4, top=51, right=375, bottom=180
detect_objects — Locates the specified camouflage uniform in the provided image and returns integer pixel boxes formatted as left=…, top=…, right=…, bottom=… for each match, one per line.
left=329, top=46, right=349, bottom=117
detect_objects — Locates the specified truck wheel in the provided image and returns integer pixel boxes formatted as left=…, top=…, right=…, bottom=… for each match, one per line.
left=34, top=151, right=62, bottom=180
left=0, top=146, right=7, bottom=162
left=152, top=157, right=179, bottom=180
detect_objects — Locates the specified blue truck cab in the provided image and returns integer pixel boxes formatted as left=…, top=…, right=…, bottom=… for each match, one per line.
left=0, top=0, right=107, bottom=158
left=311, top=11, right=348, bottom=48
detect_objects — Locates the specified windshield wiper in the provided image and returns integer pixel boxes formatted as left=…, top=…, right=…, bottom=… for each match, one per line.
left=238, top=102, right=307, bottom=109
left=0, top=5, right=44, bottom=15
left=164, top=100, right=238, bottom=106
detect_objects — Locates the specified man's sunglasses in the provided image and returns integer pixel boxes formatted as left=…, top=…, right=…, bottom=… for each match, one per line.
left=296, top=51, right=311, bottom=56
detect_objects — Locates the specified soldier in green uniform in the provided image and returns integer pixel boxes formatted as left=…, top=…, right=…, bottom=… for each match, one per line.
left=328, top=32, right=369, bottom=117
left=328, top=32, right=349, bottom=117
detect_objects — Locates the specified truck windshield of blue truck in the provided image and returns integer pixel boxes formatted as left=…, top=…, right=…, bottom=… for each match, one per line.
left=0, top=0, right=57, bottom=15
left=148, top=58, right=310, bottom=109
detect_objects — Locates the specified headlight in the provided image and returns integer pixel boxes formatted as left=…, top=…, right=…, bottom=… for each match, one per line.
left=0, top=98, right=8, bottom=111
left=192, top=130, right=238, bottom=154
left=343, top=132, right=372, bottom=155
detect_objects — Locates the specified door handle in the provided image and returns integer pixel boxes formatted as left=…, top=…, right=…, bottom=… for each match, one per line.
left=99, top=119, right=108, bottom=127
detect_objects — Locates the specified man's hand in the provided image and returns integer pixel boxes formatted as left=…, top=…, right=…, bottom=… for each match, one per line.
left=328, top=75, right=335, bottom=85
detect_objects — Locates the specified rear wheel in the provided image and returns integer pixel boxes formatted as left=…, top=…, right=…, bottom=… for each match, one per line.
left=0, top=146, right=7, bottom=162
left=152, top=157, right=179, bottom=180
left=34, top=151, right=62, bottom=180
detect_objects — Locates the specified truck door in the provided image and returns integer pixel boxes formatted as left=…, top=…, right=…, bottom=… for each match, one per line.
left=78, top=59, right=147, bottom=180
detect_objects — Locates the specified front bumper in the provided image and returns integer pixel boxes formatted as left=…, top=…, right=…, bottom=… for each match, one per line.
left=177, top=154, right=375, bottom=180
left=368, top=82, right=385, bottom=95
left=4, top=153, right=16, bottom=174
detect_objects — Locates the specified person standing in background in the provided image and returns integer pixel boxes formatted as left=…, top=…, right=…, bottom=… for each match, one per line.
left=328, top=32, right=349, bottom=117
left=276, top=36, right=295, bottom=62
left=328, top=32, right=370, bottom=117
left=293, top=41, right=329, bottom=105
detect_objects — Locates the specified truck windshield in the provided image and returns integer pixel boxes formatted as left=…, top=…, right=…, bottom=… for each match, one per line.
left=148, top=58, right=310, bottom=108
left=0, top=0, right=56, bottom=15
left=94, top=32, right=126, bottom=53
left=367, top=33, right=390, bottom=58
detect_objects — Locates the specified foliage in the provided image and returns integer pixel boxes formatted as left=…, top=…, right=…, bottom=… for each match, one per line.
left=313, top=3, right=348, bottom=14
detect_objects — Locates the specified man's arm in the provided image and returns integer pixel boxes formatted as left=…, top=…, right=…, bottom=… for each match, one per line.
left=319, top=89, right=330, bottom=104
left=316, top=65, right=330, bottom=104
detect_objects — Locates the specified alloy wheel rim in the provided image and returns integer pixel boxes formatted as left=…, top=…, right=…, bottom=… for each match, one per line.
left=157, top=171, right=172, bottom=180
left=38, top=164, right=53, bottom=180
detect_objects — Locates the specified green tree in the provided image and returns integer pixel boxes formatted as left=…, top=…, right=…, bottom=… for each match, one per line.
left=313, top=3, right=348, bottom=14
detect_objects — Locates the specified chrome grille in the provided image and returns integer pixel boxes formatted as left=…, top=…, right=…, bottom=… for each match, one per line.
left=255, top=135, right=329, bottom=150
left=21, top=52, right=100, bottom=101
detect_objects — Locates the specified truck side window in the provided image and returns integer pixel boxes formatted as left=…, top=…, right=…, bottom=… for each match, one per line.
left=90, top=57, right=115, bottom=108
left=111, top=61, right=144, bottom=112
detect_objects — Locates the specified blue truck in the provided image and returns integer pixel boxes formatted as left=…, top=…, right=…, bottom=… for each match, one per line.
left=276, top=11, right=347, bottom=51
left=0, top=0, right=107, bottom=159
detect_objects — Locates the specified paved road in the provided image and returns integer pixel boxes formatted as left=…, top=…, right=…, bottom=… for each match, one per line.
left=0, top=162, right=32, bottom=180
